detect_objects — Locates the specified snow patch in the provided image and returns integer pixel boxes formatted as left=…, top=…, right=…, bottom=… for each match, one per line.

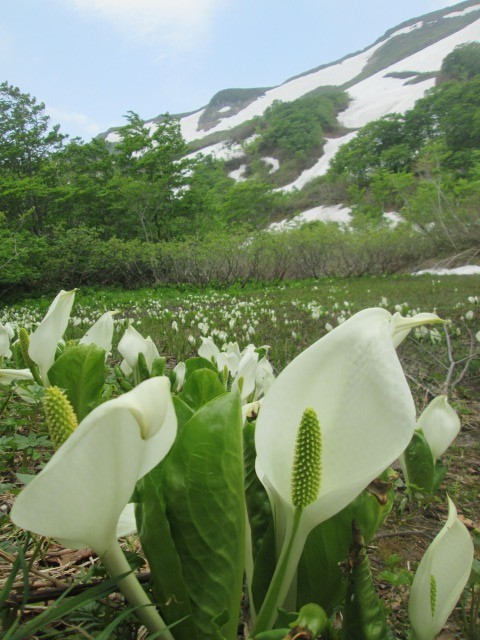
left=281, top=133, right=358, bottom=192
left=389, top=21, right=423, bottom=38
left=269, top=206, right=407, bottom=231
left=218, top=106, right=231, bottom=113
left=179, top=40, right=386, bottom=143
left=180, top=108, right=206, bottom=142
left=106, top=131, right=121, bottom=143
left=444, top=4, right=480, bottom=18
left=414, top=265, right=480, bottom=275
left=338, top=18, right=480, bottom=128
left=229, top=164, right=247, bottom=182
left=262, top=157, right=280, bottom=173
left=186, top=140, right=245, bottom=162
left=269, top=205, right=353, bottom=231
left=384, top=211, right=404, bottom=226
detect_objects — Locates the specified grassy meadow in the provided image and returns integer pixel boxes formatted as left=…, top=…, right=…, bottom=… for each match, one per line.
left=0, top=274, right=479, bottom=638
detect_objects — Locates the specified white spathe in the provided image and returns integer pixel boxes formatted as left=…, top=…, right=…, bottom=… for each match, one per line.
left=255, top=308, right=440, bottom=534
left=11, top=377, right=177, bottom=556
left=79, top=311, right=116, bottom=355
left=418, top=395, right=461, bottom=463
left=118, top=324, right=160, bottom=376
left=409, top=497, right=474, bottom=640
left=0, top=323, right=12, bottom=359
left=0, top=368, right=34, bottom=385
left=28, top=290, right=76, bottom=385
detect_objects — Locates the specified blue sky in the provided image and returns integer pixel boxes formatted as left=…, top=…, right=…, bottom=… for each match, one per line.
left=2, top=0, right=457, bottom=140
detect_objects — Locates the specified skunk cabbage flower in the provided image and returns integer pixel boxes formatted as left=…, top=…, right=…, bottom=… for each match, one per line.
left=255, top=357, right=275, bottom=398
left=256, top=308, right=440, bottom=533
left=409, top=497, right=473, bottom=640
left=199, top=336, right=241, bottom=376
left=0, top=368, right=34, bottom=385
left=232, top=346, right=259, bottom=401
left=417, top=395, right=461, bottom=463
left=173, top=361, right=186, bottom=391
left=79, top=311, right=116, bottom=355
left=253, top=308, right=442, bottom=632
left=11, top=377, right=176, bottom=556
left=198, top=335, right=221, bottom=363
left=12, top=376, right=176, bottom=637
left=28, top=290, right=76, bottom=385
left=0, top=323, right=12, bottom=359
left=118, top=325, right=160, bottom=377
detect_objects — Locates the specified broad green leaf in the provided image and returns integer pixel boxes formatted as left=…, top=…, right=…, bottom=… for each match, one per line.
left=137, top=352, right=151, bottom=382
left=244, top=421, right=274, bottom=560
left=244, top=420, right=276, bottom=614
left=185, top=356, right=217, bottom=377
left=343, top=524, right=394, bottom=640
left=161, top=392, right=245, bottom=640
left=403, top=429, right=435, bottom=495
left=151, top=357, right=166, bottom=377
left=136, top=473, right=198, bottom=640
left=250, top=519, right=276, bottom=616
left=48, top=343, right=105, bottom=420
left=297, top=475, right=395, bottom=613
left=178, top=368, right=225, bottom=411
left=172, top=395, right=195, bottom=433
left=432, top=459, right=447, bottom=492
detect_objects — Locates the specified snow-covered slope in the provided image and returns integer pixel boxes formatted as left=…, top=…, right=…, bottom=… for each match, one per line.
left=104, top=0, right=480, bottom=192
left=339, top=16, right=480, bottom=129
left=174, top=3, right=480, bottom=146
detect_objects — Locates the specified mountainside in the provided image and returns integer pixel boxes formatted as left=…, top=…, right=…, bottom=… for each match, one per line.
left=104, top=0, right=480, bottom=199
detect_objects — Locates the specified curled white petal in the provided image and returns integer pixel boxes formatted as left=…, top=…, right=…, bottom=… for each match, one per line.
left=256, top=308, right=418, bottom=533
left=118, top=325, right=159, bottom=373
left=0, top=324, right=12, bottom=359
left=418, top=396, right=461, bottom=462
left=198, top=336, right=221, bottom=364
left=409, top=497, right=474, bottom=640
left=80, top=311, right=116, bottom=355
left=232, top=350, right=259, bottom=401
left=11, top=377, right=176, bottom=556
left=173, top=361, right=186, bottom=391
left=391, top=312, right=443, bottom=347
left=116, top=503, right=137, bottom=538
left=0, top=368, right=34, bottom=384
left=28, top=290, right=76, bottom=385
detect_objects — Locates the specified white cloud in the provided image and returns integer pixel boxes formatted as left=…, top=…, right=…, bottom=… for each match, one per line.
left=46, top=106, right=103, bottom=139
left=66, top=0, right=226, bottom=51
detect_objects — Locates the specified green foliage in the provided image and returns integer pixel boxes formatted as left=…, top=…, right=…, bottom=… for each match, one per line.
left=219, top=180, right=281, bottom=228
left=329, top=114, right=414, bottom=185
left=438, top=41, right=480, bottom=84
left=138, top=389, right=245, bottom=640
left=297, top=475, right=395, bottom=613
left=255, top=91, right=347, bottom=157
left=0, top=82, right=65, bottom=179
left=48, top=343, right=106, bottom=421
left=359, top=13, right=480, bottom=83
left=343, top=524, right=394, bottom=640
left=198, top=87, right=270, bottom=130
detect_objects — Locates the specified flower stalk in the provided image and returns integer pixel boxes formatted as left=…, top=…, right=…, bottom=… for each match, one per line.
left=102, top=538, right=175, bottom=639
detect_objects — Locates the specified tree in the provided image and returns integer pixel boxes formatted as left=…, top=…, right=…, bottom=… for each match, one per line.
left=0, top=82, right=66, bottom=178
left=328, top=114, right=412, bottom=186
left=49, top=138, right=115, bottom=232
left=112, top=112, right=194, bottom=241
left=219, top=181, right=281, bottom=229
left=437, top=42, right=480, bottom=85
left=0, top=83, right=67, bottom=233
